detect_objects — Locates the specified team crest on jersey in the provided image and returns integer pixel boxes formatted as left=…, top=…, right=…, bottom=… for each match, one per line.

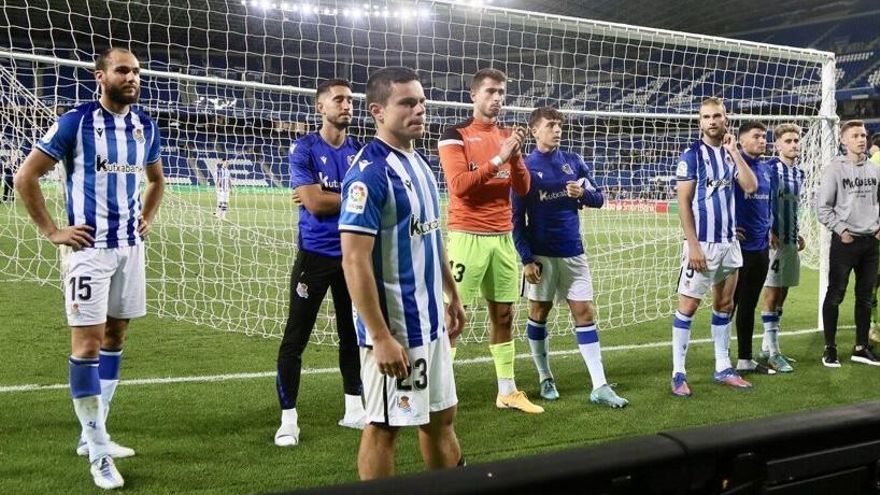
left=133, top=127, right=145, bottom=144
left=561, top=163, right=573, bottom=175
left=345, top=181, right=368, bottom=214
left=296, top=282, right=309, bottom=299
left=347, top=155, right=356, bottom=166
left=397, top=395, right=413, bottom=414
left=468, top=161, right=478, bottom=171
left=494, top=169, right=510, bottom=179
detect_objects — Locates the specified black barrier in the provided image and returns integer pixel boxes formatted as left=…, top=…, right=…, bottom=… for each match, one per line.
left=276, top=401, right=880, bottom=495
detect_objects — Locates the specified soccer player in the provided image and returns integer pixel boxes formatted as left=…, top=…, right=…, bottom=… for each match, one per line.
left=15, top=47, right=165, bottom=490
left=214, top=158, right=231, bottom=220
left=512, top=107, right=628, bottom=408
left=274, top=78, right=365, bottom=447
left=339, top=66, right=465, bottom=480
left=438, top=68, right=543, bottom=414
left=670, top=97, right=757, bottom=397
left=817, top=120, right=880, bottom=367
left=731, top=121, right=775, bottom=375
left=760, top=123, right=805, bottom=373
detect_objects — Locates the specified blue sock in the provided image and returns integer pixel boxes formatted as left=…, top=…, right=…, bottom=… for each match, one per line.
left=70, top=356, right=110, bottom=461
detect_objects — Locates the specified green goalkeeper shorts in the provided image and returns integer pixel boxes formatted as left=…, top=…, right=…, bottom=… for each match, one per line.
left=446, top=231, right=519, bottom=305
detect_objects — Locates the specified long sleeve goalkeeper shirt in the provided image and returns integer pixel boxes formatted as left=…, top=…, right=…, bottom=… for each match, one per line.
left=438, top=118, right=530, bottom=233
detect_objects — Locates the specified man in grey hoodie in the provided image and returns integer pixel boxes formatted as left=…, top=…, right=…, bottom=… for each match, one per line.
left=817, top=120, right=880, bottom=367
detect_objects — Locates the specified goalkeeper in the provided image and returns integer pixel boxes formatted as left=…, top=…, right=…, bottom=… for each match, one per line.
left=512, top=107, right=628, bottom=408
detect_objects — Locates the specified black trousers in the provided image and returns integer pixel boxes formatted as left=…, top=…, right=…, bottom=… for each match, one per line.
left=733, top=248, right=770, bottom=360
left=276, top=250, right=361, bottom=410
left=822, top=234, right=880, bottom=348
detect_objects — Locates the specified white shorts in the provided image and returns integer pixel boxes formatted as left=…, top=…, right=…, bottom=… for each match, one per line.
left=61, top=243, right=147, bottom=326
left=360, top=333, right=457, bottom=427
left=523, top=254, right=594, bottom=302
left=677, top=241, right=742, bottom=299
left=216, top=192, right=229, bottom=203
left=764, top=243, right=801, bottom=288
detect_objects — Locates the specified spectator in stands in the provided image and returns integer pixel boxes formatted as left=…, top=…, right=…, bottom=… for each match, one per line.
left=869, top=134, right=880, bottom=165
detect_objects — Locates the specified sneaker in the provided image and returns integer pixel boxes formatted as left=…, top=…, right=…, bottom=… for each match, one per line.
left=736, top=360, right=776, bottom=375
left=851, top=346, right=880, bottom=366
left=274, top=422, right=300, bottom=447
left=496, top=391, right=544, bottom=414
left=589, top=384, right=628, bottom=408
left=90, top=455, right=124, bottom=490
left=768, top=354, right=794, bottom=373
left=671, top=372, right=691, bottom=397
left=338, top=414, right=367, bottom=430
left=713, top=368, right=753, bottom=389
left=822, top=346, right=841, bottom=368
left=539, top=378, right=560, bottom=400
left=76, top=438, right=136, bottom=459
left=760, top=348, right=798, bottom=363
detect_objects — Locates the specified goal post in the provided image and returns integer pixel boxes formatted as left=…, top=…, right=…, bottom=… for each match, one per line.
left=0, top=0, right=836, bottom=343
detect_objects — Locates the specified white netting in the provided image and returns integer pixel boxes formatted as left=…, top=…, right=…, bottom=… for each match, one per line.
left=0, top=0, right=836, bottom=343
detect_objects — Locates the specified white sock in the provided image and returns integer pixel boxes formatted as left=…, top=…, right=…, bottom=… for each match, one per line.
left=672, top=311, right=693, bottom=375
left=737, top=358, right=756, bottom=370
left=73, top=395, right=111, bottom=462
left=761, top=311, right=780, bottom=354
left=526, top=319, right=553, bottom=382
left=281, top=407, right=298, bottom=426
left=575, top=323, right=607, bottom=390
left=497, top=378, right=517, bottom=396
left=343, top=394, right=365, bottom=418
left=711, top=310, right=733, bottom=372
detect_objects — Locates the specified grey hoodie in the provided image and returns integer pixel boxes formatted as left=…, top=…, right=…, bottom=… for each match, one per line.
left=817, top=154, right=880, bottom=235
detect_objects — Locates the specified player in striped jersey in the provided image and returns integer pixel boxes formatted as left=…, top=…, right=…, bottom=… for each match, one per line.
left=760, top=123, right=805, bottom=372
left=214, top=158, right=232, bottom=220
left=512, top=107, right=628, bottom=408
left=15, top=48, right=165, bottom=490
left=670, top=97, right=757, bottom=397
left=339, top=67, right=465, bottom=479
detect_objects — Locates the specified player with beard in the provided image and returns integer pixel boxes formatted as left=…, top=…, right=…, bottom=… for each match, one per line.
left=16, top=47, right=166, bottom=489
left=274, top=79, right=366, bottom=447
left=670, top=97, right=757, bottom=397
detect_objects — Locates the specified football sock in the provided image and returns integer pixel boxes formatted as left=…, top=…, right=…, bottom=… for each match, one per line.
left=70, top=356, right=110, bottom=462
left=761, top=311, right=780, bottom=354
left=575, top=323, right=607, bottom=390
left=672, top=311, right=692, bottom=375
left=711, top=310, right=733, bottom=372
left=489, top=341, right=517, bottom=395
left=526, top=319, right=552, bottom=382
left=98, top=348, right=122, bottom=423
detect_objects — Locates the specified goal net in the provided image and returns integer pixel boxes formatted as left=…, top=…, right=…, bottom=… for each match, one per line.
left=0, top=0, right=837, bottom=343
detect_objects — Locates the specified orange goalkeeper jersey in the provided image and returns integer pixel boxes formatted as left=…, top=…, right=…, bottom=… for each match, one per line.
left=438, top=118, right=530, bottom=233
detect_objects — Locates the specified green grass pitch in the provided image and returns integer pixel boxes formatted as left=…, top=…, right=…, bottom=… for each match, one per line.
left=1, top=187, right=878, bottom=494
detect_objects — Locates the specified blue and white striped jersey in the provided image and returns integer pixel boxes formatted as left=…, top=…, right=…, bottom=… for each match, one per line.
left=766, top=157, right=805, bottom=245
left=675, top=140, right=738, bottom=243
left=216, top=165, right=232, bottom=194
left=35, top=101, right=161, bottom=249
left=338, top=139, right=445, bottom=349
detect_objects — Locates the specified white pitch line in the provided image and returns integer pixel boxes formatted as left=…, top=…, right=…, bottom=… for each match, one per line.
left=0, top=327, right=825, bottom=394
